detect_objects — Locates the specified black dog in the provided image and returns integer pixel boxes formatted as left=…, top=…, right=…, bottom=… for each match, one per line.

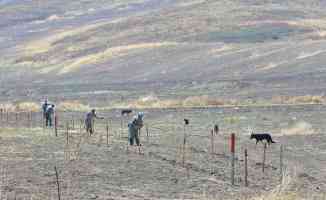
left=121, top=109, right=132, bottom=116
left=250, top=133, right=276, bottom=145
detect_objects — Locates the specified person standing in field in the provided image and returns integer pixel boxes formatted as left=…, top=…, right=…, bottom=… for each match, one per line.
left=45, top=104, right=55, bottom=127
left=128, top=112, right=144, bottom=146
left=42, top=99, right=49, bottom=118
left=85, top=109, right=104, bottom=135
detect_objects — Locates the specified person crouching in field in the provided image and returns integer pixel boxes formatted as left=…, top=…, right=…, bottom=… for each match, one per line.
left=85, top=109, right=104, bottom=135
left=45, top=104, right=55, bottom=127
left=128, top=112, right=144, bottom=146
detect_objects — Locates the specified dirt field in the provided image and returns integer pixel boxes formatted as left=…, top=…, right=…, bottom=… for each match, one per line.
left=0, top=105, right=325, bottom=199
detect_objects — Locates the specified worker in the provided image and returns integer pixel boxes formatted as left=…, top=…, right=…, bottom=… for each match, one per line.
left=85, top=109, right=104, bottom=135
left=42, top=99, right=49, bottom=118
left=45, top=104, right=55, bottom=127
left=128, top=112, right=144, bottom=146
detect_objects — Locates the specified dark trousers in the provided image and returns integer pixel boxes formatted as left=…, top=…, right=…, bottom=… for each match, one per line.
left=86, top=125, right=94, bottom=135
left=45, top=114, right=52, bottom=127
left=129, top=130, right=140, bottom=146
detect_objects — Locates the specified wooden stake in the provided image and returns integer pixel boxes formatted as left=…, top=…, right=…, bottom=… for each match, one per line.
left=106, top=121, right=109, bottom=146
left=30, top=111, right=33, bottom=128
left=231, top=133, right=235, bottom=186
left=146, top=125, right=149, bottom=143
left=42, top=112, right=44, bottom=129
left=54, top=166, right=61, bottom=200
left=54, top=115, right=58, bottom=137
left=280, top=145, right=283, bottom=182
left=120, top=117, right=123, bottom=139
left=182, top=124, right=187, bottom=167
left=15, top=112, right=18, bottom=125
left=80, top=119, right=83, bottom=135
left=210, top=130, right=214, bottom=155
left=263, top=143, right=267, bottom=173
left=66, top=122, right=69, bottom=145
left=245, top=149, right=248, bottom=187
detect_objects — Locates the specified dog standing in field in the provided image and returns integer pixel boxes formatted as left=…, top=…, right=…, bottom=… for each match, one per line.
left=121, top=109, right=132, bottom=116
left=250, top=132, right=276, bottom=145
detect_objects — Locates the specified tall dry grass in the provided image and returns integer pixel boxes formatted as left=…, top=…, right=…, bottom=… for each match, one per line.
left=0, top=102, right=39, bottom=112
left=125, top=95, right=238, bottom=109
left=1, top=95, right=325, bottom=112
left=57, top=100, right=90, bottom=112
left=16, top=102, right=40, bottom=112
left=272, top=95, right=324, bottom=105
left=281, top=121, right=315, bottom=136
left=250, top=168, right=298, bottom=200
left=0, top=103, right=16, bottom=112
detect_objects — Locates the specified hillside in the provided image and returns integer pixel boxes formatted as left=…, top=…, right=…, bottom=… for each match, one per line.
left=1, top=0, right=326, bottom=104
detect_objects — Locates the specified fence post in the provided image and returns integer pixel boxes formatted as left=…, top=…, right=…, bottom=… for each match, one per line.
left=54, top=115, right=58, bottom=137
left=182, top=123, right=188, bottom=167
left=66, top=122, right=69, bottom=145
left=15, top=112, right=18, bottom=126
left=54, top=166, right=61, bottom=200
left=120, top=117, right=123, bottom=139
left=146, top=124, right=149, bottom=143
left=106, top=121, right=109, bottom=146
left=80, top=119, right=83, bottom=135
left=230, top=133, right=235, bottom=186
left=280, top=145, right=283, bottom=182
left=263, top=143, right=267, bottom=173
left=182, top=124, right=187, bottom=167
left=29, top=111, right=33, bottom=128
left=245, top=149, right=248, bottom=187
left=42, top=111, right=44, bottom=129
left=6, top=111, right=9, bottom=124
left=210, top=130, right=214, bottom=155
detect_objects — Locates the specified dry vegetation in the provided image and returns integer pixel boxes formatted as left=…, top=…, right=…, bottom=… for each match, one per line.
left=281, top=121, right=315, bottom=136
left=124, top=95, right=326, bottom=109
left=1, top=107, right=325, bottom=199
left=0, top=102, right=39, bottom=112
left=1, top=95, right=325, bottom=113
left=272, top=95, right=325, bottom=105
left=56, top=100, right=91, bottom=112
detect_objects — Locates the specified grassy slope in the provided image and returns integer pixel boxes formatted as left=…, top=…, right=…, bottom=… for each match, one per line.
left=1, top=0, right=326, bottom=103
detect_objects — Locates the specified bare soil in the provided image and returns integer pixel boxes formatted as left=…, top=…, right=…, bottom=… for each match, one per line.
left=0, top=105, right=325, bottom=199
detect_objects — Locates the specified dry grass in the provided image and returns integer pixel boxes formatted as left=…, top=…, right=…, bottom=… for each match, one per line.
left=0, top=103, right=16, bottom=112
left=22, top=21, right=112, bottom=55
left=0, top=102, right=39, bottom=112
left=1, top=95, right=325, bottom=113
left=126, top=95, right=325, bottom=109
left=122, top=95, right=238, bottom=109
left=272, top=95, right=325, bottom=105
left=59, top=42, right=178, bottom=74
left=281, top=121, right=315, bottom=136
left=196, top=168, right=301, bottom=200
left=15, top=102, right=40, bottom=112
left=57, top=100, right=90, bottom=112
left=250, top=168, right=299, bottom=200
left=288, top=18, right=326, bottom=31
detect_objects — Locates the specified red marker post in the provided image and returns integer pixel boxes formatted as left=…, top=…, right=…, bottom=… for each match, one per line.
left=230, top=133, right=235, bottom=185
